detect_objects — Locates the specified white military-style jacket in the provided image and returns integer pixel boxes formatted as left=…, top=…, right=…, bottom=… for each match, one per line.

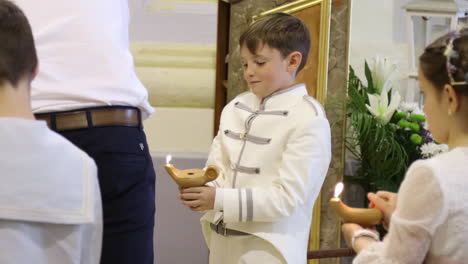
left=0, top=118, right=102, bottom=264
left=201, top=84, right=331, bottom=264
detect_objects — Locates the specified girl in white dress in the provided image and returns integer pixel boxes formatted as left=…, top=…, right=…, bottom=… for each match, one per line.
left=342, top=28, right=468, bottom=264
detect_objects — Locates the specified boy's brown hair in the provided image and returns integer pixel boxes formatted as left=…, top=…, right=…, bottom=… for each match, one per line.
left=239, top=12, right=311, bottom=74
left=0, top=0, right=37, bottom=87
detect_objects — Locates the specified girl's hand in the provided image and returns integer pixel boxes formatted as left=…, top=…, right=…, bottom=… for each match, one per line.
left=368, top=191, right=397, bottom=230
left=179, top=186, right=215, bottom=212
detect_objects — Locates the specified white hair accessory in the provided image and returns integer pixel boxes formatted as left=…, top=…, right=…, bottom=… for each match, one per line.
left=445, top=28, right=468, bottom=86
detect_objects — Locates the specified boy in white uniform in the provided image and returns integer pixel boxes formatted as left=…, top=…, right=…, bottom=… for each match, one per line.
left=179, top=13, right=331, bottom=264
left=0, top=1, right=102, bottom=263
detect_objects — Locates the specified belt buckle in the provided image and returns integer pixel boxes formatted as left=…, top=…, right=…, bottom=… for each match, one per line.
left=216, top=221, right=227, bottom=236
left=239, top=132, right=246, bottom=140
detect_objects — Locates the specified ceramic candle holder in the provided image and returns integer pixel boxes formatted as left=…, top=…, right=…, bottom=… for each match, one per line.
left=329, top=197, right=382, bottom=226
left=164, top=163, right=219, bottom=188
left=330, top=182, right=382, bottom=226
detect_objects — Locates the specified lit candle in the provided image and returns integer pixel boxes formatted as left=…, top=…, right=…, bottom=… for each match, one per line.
left=164, top=154, right=219, bottom=188
left=164, top=154, right=180, bottom=180
left=330, top=182, right=382, bottom=226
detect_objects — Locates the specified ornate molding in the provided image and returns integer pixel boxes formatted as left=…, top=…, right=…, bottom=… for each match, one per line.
left=221, top=0, right=244, bottom=4
left=131, top=42, right=216, bottom=108
left=131, top=42, right=216, bottom=69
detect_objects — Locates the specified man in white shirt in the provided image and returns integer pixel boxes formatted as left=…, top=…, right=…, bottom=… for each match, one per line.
left=0, top=1, right=102, bottom=263
left=14, top=1, right=156, bottom=263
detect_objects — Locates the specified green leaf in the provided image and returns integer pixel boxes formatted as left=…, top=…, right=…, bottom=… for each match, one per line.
left=364, top=61, right=375, bottom=93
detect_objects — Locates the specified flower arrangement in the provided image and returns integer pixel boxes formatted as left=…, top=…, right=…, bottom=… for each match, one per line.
left=345, top=56, right=447, bottom=193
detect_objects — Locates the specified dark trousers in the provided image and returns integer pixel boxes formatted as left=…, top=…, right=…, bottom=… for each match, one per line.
left=59, top=125, right=156, bottom=264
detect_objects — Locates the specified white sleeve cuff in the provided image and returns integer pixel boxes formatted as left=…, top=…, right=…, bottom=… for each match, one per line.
left=352, top=229, right=379, bottom=249
left=214, top=188, right=223, bottom=211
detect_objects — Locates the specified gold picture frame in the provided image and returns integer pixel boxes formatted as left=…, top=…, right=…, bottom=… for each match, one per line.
left=253, top=0, right=332, bottom=262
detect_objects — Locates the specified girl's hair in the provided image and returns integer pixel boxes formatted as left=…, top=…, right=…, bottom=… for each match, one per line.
left=419, top=28, right=468, bottom=96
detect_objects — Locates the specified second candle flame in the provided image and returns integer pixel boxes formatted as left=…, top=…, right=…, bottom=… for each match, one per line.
left=166, top=154, right=172, bottom=164
left=334, top=182, right=344, bottom=198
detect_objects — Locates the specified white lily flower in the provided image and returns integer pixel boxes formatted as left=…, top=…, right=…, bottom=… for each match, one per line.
left=366, top=90, right=401, bottom=124
left=371, top=56, right=399, bottom=93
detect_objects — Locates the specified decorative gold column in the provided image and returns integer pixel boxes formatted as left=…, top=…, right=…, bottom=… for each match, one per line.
left=319, top=1, right=351, bottom=264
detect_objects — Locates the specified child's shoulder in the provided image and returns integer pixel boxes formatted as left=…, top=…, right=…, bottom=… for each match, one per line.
left=287, top=95, right=329, bottom=132
left=425, top=147, right=468, bottom=172
left=301, top=95, right=326, bottom=118
left=408, top=148, right=466, bottom=185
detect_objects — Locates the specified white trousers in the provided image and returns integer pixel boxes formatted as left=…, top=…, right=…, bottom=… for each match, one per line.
left=208, top=231, right=286, bottom=264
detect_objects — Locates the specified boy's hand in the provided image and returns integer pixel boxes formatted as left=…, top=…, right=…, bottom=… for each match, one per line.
left=368, top=191, right=397, bottom=230
left=179, top=186, right=215, bottom=212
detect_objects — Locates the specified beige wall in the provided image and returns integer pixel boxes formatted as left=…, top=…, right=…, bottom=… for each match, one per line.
left=144, top=107, right=214, bottom=153
left=350, top=0, right=408, bottom=71
left=131, top=42, right=216, bottom=153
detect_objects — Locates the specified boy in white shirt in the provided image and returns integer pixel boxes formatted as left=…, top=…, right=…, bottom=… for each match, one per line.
left=0, top=1, right=102, bottom=263
left=179, top=13, right=331, bottom=264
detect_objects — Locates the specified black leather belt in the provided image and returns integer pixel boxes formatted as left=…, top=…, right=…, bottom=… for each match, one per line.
left=210, top=221, right=249, bottom=236
left=35, top=106, right=142, bottom=132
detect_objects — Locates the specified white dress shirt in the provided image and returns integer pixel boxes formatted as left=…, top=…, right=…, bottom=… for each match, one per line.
left=15, top=0, right=154, bottom=119
left=0, top=118, right=102, bottom=264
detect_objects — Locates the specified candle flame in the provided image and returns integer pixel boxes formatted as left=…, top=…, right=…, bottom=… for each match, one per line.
left=166, top=154, right=172, bottom=164
left=334, top=182, right=344, bottom=198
